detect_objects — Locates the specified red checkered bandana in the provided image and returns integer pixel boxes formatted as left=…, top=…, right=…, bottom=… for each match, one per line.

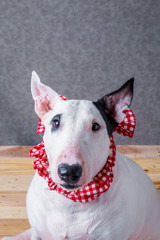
left=30, top=96, right=136, bottom=203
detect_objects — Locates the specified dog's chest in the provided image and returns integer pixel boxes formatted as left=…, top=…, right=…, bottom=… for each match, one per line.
left=45, top=209, right=89, bottom=239
left=40, top=191, right=108, bottom=240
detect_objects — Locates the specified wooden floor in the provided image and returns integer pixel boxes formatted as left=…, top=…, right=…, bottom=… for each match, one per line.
left=0, top=146, right=160, bottom=238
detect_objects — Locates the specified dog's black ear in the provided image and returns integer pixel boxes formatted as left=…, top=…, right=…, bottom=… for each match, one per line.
left=102, top=78, right=134, bottom=123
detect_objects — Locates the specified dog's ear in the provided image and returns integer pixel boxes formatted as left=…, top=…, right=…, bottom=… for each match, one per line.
left=31, top=71, right=60, bottom=119
left=102, top=78, right=134, bottom=123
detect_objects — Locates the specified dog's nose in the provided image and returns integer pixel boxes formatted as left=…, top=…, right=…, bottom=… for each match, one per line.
left=58, top=163, right=82, bottom=184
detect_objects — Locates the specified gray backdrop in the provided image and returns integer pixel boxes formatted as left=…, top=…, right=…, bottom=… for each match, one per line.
left=0, top=0, right=160, bottom=145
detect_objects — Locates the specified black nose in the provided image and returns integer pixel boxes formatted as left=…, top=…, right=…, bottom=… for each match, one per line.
left=58, top=163, right=82, bottom=184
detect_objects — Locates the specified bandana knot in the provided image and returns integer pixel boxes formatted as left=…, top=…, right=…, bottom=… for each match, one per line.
left=30, top=96, right=136, bottom=203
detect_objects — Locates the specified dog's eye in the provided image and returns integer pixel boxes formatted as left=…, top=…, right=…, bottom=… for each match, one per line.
left=92, top=122, right=101, bottom=132
left=53, top=119, right=60, bottom=128
left=51, top=115, right=61, bottom=131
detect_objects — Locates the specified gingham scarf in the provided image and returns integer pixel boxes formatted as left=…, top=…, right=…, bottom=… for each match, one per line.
left=30, top=97, right=136, bottom=203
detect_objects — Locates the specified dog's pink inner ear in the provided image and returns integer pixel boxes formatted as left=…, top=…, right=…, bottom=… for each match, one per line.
left=103, top=79, right=134, bottom=123
left=31, top=71, right=60, bottom=119
left=35, top=86, right=59, bottom=119
left=34, top=92, right=52, bottom=119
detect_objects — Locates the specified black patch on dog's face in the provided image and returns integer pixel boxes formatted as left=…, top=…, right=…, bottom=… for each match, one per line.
left=93, top=99, right=118, bottom=137
left=93, top=78, right=134, bottom=136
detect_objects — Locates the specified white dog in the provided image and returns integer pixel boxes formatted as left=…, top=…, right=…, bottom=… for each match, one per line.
left=2, top=72, right=160, bottom=240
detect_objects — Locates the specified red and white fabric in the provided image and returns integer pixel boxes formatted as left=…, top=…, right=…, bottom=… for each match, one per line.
left=30, top=97, right=136, bottom=203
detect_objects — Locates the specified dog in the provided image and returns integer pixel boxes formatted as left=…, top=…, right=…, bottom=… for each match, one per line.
left=2, top=72, right=160, bottom=240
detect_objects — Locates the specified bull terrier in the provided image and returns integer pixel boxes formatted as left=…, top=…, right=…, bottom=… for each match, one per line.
left=2, top=72, right=160, bottom=240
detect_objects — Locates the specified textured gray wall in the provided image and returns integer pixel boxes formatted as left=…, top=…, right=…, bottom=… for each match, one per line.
left=0, top=0, right=160, bottom=145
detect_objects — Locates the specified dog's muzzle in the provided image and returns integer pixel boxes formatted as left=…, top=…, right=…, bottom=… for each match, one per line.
left=58, top=163, right=82, bottom=189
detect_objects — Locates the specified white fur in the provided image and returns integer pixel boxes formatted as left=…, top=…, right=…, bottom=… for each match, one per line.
left=2, top=73, right=160, bottom=240
left=42, top=100, right=110, bottom=186
left=26, top=152, right=160, bottom=240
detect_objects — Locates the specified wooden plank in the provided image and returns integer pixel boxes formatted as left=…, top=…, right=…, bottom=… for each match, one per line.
left=132, top=158, right=160, bottom=190
left=0, top=160, right=159, bottom=192
left=0, top=146, right=32, bottom=159
left=117, top=145, right=160, bottom=159
left=1, top=145, right=160, bottom=159
left=145, top=173, right=160, bottom=184
left=0, top=158, right=159, bottom=190
left=0, top=173, right=158, bottom=193
left=0, top=175, right=33, bottom=192
left=133, top=158, right=160, bottom=173
left=0, top=159, right=34, bottom=175
left=0, top=207, right=27, bottom=219
left=0, top=158, right=33, bottom=164
left=0, top=192, right=26, bottom=207
left=1, top=157, right=159, bottom=175
left=0, top=219, right=30, bottom=237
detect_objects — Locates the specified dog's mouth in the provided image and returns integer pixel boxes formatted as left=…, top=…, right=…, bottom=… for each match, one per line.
left=60, top=183, right=81, bottom=190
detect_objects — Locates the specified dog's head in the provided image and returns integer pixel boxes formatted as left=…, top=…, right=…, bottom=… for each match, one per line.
left=31, top=72, right=134, bottom=190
